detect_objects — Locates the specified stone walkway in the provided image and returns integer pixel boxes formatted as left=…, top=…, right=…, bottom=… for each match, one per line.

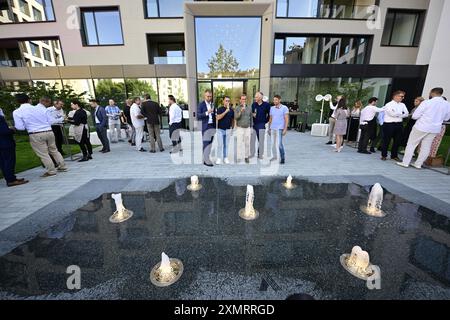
left=0, top=130, right=449, bottom=232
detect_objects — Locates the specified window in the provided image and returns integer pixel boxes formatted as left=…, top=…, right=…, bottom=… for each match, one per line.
left=32, top=7, right=42, bottom=21
left=30, top=42, right=41, bottom=58
left=274, top=34, right=370, bottom=65
left=381, top=10, right=425, bottom=47
left=276, top=0, right=376, bottom=19
left=81, top=7, right=124, bottom=46
left=43, top=47, right=52, bottom=62
left=195, top=17, right=261, bottom=79
left=19, top=0, right=30, bottom=16
left=145, top=0, right=190, bottom=18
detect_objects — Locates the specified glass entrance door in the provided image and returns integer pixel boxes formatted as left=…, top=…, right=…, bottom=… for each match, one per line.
left=212, top=80, right=245, bottom=107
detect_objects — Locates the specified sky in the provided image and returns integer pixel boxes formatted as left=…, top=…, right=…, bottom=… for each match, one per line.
left=195, top=17, right=262, bottom=74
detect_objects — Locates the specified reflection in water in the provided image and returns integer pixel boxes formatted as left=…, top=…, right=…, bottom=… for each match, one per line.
left=0, top=178, right=449, bottom=300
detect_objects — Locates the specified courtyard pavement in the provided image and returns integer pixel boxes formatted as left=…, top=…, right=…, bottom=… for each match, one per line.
left=0, top=130, right=449, bottom=233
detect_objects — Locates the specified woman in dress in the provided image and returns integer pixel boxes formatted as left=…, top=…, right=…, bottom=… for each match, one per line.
left=69, top=100, right=93, bottom=162
left=334, top=97, right=349, bottom=152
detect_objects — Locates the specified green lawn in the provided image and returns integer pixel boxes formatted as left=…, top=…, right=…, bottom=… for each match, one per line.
left=0, top=134, right=82, bottom=178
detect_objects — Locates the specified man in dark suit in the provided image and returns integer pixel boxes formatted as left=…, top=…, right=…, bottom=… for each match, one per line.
left=0, top=113, right=28, bottom=187
left=89, top=99, right=110, bottom=153
left=197, top=89, right=216, bottom=166
left=140, top=93, right=164, bottom=153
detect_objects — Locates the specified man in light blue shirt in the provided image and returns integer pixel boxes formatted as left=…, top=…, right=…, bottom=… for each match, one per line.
left=269, top=95, right=289, bottom=164
left=105, top=99, right=122, bottom=143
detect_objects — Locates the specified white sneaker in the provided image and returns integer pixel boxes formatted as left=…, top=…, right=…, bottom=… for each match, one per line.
left=412, top=163, right=422, bottom=169
left=224, top=158, right=230, bottom=164
left=396, top=162, right=409, bottom=168
left=216, top=158, right=222, bottom=165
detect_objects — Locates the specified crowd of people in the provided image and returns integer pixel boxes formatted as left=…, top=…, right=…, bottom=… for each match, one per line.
left=326, top=87, right=450, bottom=170
left=0, top=86, right=449, bottom=187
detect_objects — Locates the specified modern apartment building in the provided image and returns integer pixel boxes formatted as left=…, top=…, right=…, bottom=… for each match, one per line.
left=0, top=0, right=449, bottom=129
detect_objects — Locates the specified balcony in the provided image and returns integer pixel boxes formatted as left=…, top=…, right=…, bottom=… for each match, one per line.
left=153, top=56, right=186, bottom=65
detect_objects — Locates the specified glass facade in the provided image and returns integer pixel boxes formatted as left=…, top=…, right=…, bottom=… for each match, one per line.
left=270, top=77, right=392, bottom=122
left=145, top=0, right=191, bottom=18
left=195, top=17, right=261, bottom=79
left=274, top=35, right=370, bottom=64
left=276, top=0, right=376, bottom=19
left=381, top=10, right=425, bottom=47
left=81, top=8, right=124, bottom=46
left=0, top=0, right=55, bottom=23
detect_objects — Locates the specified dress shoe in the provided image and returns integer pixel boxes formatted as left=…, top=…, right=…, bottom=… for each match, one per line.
left=370, top=148, right=376, bottom=153
left=131, top=143, right=136, bottom=146
left=139, top=148, right=147, bottom=152
left=150, top=150, right=156, bottom=153
left=88, top=155, right=93, bottom=160
left=102, top=150, right=110, bottom=153
left=391, top=157, right=401, bottom=162
left=78, top=157, right=89, bottom=162
left=280, top=159, right=285, bottom=164
left=7, top=179, right=29, bottom=187
left=16, top=178, right=26, bottom=182
left=358, top=150, right=371, bottom=154
left=160, top=149, right=165, bottom=152
left=326, top=141, right=333, bottom=145
left=204, top=162, right=213, bottom=167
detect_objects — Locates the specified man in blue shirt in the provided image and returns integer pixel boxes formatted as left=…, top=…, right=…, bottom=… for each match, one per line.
left=251, top=92, right=271, bottom=159
left=269, top=95, right=289, bottom=165
left=105, top=99, right=122, bottom=143
left=216, top=96, right=234, bottom=164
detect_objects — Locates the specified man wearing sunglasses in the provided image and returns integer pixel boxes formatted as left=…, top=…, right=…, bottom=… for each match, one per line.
left=381, top=91, right=409, bottom=161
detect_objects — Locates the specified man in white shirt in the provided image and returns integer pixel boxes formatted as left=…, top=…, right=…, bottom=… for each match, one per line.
left=47, top=99, right=66, bottom=155
left=13, top=95, right=67, bottom=177
left=397, top=87, right=450, bottom=169
left=358, top=97, right=384, bottom=154
left=381, top=90, right=409, bottom=161
left=326, top=95, right=343, bottom=145
left=168, top=95, right=183, bottom=154
left=130, top=97, right=146, bottom=152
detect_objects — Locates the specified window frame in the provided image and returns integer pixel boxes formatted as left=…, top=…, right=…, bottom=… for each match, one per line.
left=143, top=0, right=187, bottom=19
left=380, top=9, right=426, bottom=48
left=275, top=0, right=381, bottom=21
left=1, top=0, right=56, bottom=24
left=273, top=33, right=372, bottom=65
left=80, top=6, right=125, bottom=47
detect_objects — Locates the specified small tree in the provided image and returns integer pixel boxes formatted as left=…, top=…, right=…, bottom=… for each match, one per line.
left=207, top=44, right=239, bottom=76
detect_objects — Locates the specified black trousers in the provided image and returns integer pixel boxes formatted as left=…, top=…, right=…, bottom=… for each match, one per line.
left=382, top=122, right=403, bottom=158
left=358, top=119, right=376, bottom=152
left=169, top=122, right=182, bottom=148
left=79, top=128, right=93, bottom=157
left=96, top=125, right=110, bottom=151
left=0, top=146, right=17, bottom=183
left=289, top=115, right=298, bottom=129
left=51, top=125, right=65, bottom=154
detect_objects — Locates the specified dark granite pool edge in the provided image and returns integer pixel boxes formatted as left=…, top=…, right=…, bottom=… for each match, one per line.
left=0, top=175, right=448, bottom=256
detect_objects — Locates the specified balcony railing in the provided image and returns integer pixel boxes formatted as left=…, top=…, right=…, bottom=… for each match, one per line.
left=153, top=56, right=186, bottom=65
